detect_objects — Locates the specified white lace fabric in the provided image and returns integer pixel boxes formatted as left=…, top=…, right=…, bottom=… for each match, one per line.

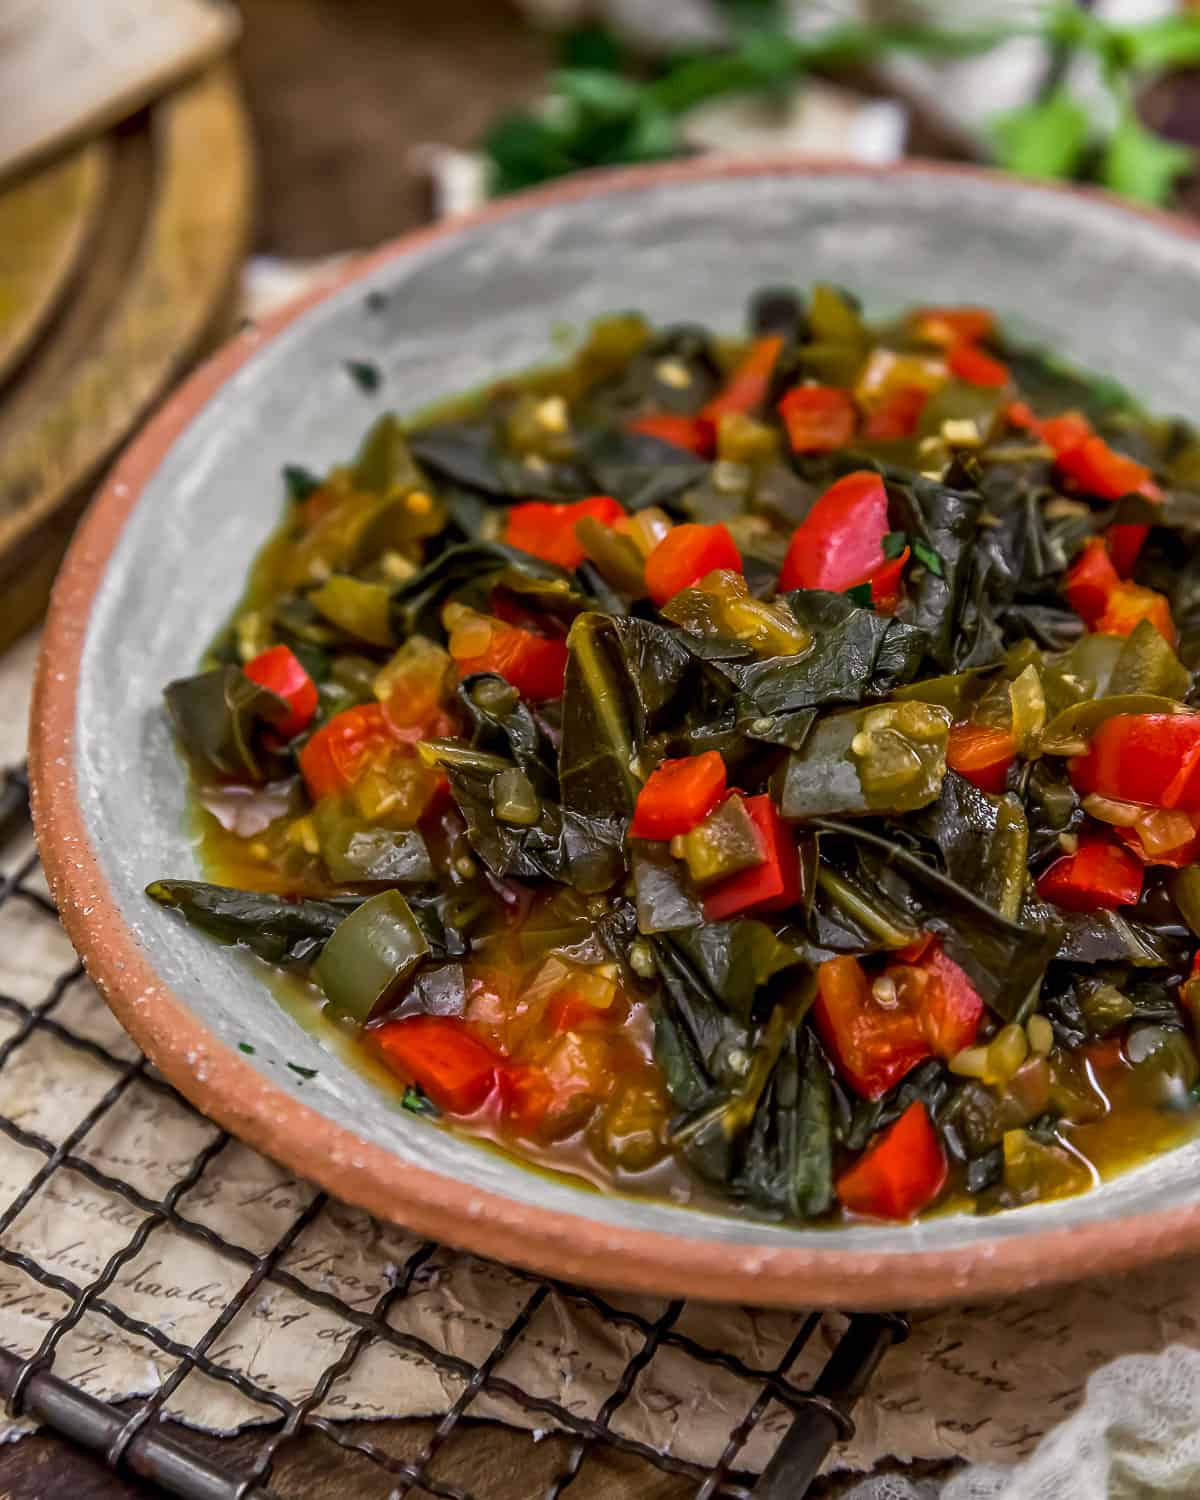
left=846, top=1346, right=1200, bottom=1499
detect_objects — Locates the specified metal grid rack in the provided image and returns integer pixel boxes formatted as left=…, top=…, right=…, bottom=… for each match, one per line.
left=0, top=759, right=905, bottom=1499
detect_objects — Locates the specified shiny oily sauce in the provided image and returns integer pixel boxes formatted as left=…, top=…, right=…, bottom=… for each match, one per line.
left=152, top=286, right=1200, bottom=1226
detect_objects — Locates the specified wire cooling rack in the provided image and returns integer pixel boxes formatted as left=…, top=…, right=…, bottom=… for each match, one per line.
left=0, top=758, right=905, bottom=1499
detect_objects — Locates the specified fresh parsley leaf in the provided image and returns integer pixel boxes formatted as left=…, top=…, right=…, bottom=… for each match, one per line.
left=485, top=113, right=576, bottom=194
left=913, top=538, right=944, bottom=577
left=345, top=359, right=382, bottom=394
left=401, top=1084, right=439, bottom=1117
left=882, top=530, right=908, bottom=560
left=990, top=90, right=1090, bottom=180
left=238, top=1042, right=256, bottom=1055
left=555, top=67, right=643, bottom=116
left=282, top=464, right=320, bottom=502
left=844, top=582, right=873, bottom=607
left=286, top=1061, right=318, bottom=1081
left=622, top=100, right=677, bottom=163
left=1101, top=107, right=1194, bottom=206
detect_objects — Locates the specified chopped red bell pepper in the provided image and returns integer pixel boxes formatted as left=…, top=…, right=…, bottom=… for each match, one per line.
left=777, top=470, right=889, bottom=594
left=912, top=306, right=994, bottom=348
left=868, top=546, right=910, bottom=612
left=701, top=334, right=784, bottom=421
left=1058, top=434, right=1155, bottom=502
left=373, top=1016, right=503, bottom=1114
left=946, top=722, right=1016, bottom=795
left=243, top=645, right=318, bottom=739
left=1016, top=407, right=1161, bottom=521
left=1094, top=580, right=1175, bottom=645
left=1070, top=713, right=1200, bottom=811
left=892, top=943, right=985, bottom=1060
left=300, top=703, right=398, bottom=802
left=1040, top=410, right=1095, bottom=457
left=778, top=385, right=856, bottom=454
left=629, top=413, right=716, bottom=457
left=644, top=523, right=742, bottom=606
left=1035, top=835, right=1144, bottom=912
left=863, top=386, right=928, bottom=441
left=1064, top=538, right=1120, bottom=627
left=836, top=1100, right=947, bottom=1220
left=630, top=751, right=727, bottom=841
left=451, top=620, right=569, bottom=701
left=947, top=341, right=1010, bottom=389
left=703, top=794, right=799, bottom=920
left=503, top=495, right=624, bottom=571
left=1005, top=399, right=1040, bottom=434
left=813, top=956, right=931, bottom=1100
left=1107, top=522, right=1149, bottom=579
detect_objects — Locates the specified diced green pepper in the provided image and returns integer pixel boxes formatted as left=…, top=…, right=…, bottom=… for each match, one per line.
left=313, top=890, right=430, bottom=1021
left=353, top=413, right=425, bottom=495
left=575, top=516, right=647, bottom=596
left=1125, top=1025, right=1200, bottom=1109
left=313, top=803, right=435, bottom=884
left=981, top=795, right=1029, bottom=922
left=917, top=382, right=1006, bottom=442
left=492, top=767, right=541, bottom=826
left=894, top=669, right=983, bottom=716
left=679, top=793, right=764, bottom=887
left=310, top=576, right=395, bottom=647
left=779, top=701, right=949, bottom=820
left=1107, top=618, right=1190, bottom=699
left=1077, top=981, right=1135, bottom=1036
left=1008, top=665, right=1046, bottom=756
left=806, top=283, right=867, bottom=347
left=1060, top=633, right=1127, bottom=700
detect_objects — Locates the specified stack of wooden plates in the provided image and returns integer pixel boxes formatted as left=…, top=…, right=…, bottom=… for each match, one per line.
left=0, top=65, right=251, bottom=650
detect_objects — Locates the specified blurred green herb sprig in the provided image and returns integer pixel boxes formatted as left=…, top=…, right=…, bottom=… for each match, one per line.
left=483, top=1, right=1200, bottom=207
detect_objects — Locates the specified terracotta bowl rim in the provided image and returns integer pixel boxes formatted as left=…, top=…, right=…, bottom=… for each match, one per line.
left=30, top=155, right=1200, bottom=1309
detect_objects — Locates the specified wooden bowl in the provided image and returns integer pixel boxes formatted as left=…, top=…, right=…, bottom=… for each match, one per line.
left=30, top=159, right=1200, bottom=1308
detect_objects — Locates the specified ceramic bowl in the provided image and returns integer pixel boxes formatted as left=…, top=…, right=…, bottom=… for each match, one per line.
left=31, top=160, right=1200, bottom=1308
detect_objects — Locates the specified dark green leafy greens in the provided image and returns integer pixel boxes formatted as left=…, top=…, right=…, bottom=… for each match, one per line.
left=149, top=281, right=1200, bottom=1232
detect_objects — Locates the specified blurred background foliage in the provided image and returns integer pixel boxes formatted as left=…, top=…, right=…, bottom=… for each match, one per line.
left=484, top=1, right=1200, bottom=204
